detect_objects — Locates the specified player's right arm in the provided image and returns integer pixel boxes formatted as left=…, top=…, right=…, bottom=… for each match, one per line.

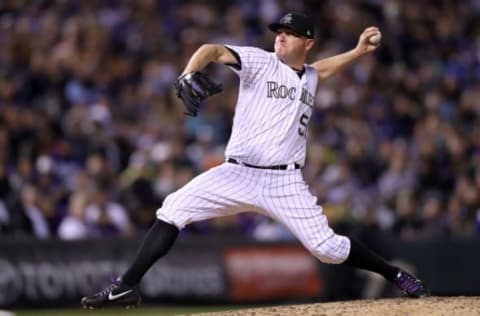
left=181, top=44, right=239, bottom=75
left=311, top=26, right=380, bottom=80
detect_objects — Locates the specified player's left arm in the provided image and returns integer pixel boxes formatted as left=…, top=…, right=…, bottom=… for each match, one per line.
left=311, top=26, right=380, bottom=80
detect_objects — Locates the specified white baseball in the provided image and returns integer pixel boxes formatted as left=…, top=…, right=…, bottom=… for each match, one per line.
left=368, top=33, right=382, bottom=45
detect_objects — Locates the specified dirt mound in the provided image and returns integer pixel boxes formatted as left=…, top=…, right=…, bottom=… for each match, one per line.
left=196, top=296, right=480, bottom=316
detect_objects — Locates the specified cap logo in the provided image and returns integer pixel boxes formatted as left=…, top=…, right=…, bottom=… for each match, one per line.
left=281, top=13, right=293, bottom=24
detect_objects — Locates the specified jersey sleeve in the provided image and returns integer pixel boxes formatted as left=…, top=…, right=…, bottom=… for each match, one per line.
left=224, top=45, right=272, bottom=86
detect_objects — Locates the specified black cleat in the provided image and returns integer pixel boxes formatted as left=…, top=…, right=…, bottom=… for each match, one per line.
left=394, top=269, right=430, bottom=298
left=81, top=277, right=141, bottom=309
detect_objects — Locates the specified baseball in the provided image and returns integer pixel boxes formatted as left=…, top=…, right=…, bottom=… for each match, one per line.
left=369, top=33, right=382, bottom=45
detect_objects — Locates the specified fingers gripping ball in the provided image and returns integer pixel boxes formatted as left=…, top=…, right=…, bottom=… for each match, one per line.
left=368, top=33, right=382, bottom=45
left=174, top=72, right=223, bottom=117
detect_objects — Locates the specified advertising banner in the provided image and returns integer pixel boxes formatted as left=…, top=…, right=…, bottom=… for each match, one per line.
left=0, top=237, right=228, bottom=308
left=223, top=245, right=323, bottom=301
left=1, top=236, right=480, bottom=308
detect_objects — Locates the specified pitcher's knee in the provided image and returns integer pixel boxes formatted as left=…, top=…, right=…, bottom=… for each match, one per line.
left=155, top=192, right=188, bottom=230
left=308, top=234, right=351, bottom=264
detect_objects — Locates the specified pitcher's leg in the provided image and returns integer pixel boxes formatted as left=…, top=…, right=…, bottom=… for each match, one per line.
left=261, top=170, right=429, bottom=297
left=81, top=219, right=176, bottom=309
left=269, top=203, right=429, bottom=297
left=157, top=163, right=258, bottom=229
left=82, top=163, right=258, bottom=309
left=260, top=171, right=350, bottom=263
left=272, top=208, right=351, bottom=264
left=122, top=219, right=179, bottom=286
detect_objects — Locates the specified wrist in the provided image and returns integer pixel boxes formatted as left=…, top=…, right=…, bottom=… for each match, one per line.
left=351, top=47, right=366, bottom=58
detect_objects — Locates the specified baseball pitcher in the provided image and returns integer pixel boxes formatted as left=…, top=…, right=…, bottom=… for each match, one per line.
left=82, top=12, right=429, bottom=309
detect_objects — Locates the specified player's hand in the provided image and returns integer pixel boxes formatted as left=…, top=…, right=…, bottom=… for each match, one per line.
left=174, top=71, right=223, bottom=117
left=355, top=26, right=381, bottom=55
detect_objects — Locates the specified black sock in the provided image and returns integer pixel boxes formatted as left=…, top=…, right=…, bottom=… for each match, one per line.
left=344, top=237, right=399, bottom=281
left=121, top=219, right=179, bottom=287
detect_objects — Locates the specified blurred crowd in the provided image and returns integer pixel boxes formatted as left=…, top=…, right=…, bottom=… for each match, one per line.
left=0, top=0, right=479, bottom=241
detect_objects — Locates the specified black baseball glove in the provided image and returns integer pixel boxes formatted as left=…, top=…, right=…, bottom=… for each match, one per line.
left=174, top=71, right=223, bottom=117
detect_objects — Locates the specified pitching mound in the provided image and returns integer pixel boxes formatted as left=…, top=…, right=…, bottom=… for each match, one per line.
left=197, top=296, right=480, bottom=316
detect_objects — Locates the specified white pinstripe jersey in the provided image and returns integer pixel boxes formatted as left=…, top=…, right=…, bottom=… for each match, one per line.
left=158, top=46, right=351, bottom=263
left=224, top=45, right=318, bottom=166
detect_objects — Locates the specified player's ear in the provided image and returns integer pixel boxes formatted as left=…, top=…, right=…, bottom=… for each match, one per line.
left=305, top=39, right=314, bottom=52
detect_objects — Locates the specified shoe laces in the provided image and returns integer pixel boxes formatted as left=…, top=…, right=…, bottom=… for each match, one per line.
left=98, top=276, right=121, bottom=297
left=397, top=272, right=423, bottom=293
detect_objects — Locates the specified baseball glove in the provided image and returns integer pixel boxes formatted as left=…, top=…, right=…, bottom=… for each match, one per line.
left=174, top=71, right=223, bottom=117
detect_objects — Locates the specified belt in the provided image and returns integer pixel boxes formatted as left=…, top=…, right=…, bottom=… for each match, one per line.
left=227, top=158, right=301, bottom=170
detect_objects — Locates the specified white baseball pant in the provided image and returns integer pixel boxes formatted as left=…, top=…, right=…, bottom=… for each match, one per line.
left=157, top=162, right=350, bottom=264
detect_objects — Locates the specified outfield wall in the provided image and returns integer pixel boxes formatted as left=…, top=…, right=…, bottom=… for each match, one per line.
left=0, top=235, right=479, bottom=308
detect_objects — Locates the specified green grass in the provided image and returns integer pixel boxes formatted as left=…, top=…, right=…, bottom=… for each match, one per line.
left=13, top=305, right=249, bottom=316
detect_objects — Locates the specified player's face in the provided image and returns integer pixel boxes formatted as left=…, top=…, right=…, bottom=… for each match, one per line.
left=274, top=28, right=314, bottom=61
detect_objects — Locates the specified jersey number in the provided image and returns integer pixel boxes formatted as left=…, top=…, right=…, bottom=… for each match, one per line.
left=298, top=113, right=311, bottom=137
